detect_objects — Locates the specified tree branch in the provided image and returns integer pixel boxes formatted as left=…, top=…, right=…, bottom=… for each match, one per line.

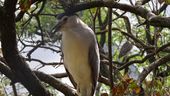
left=34, top=71, right=77, bottom=96
left=0, top=0, right=50, bottom=95
left=137, top=54, right=170, bottom=86
left=0, top=61, right=77, bottom=96
left=60, top=1, right=170, bottom=28
left=108, top=7, right=114, bottom=92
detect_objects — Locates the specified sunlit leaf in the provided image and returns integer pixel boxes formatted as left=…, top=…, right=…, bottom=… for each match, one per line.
left=129, top=81, right=137, bottom=89
left=165, top=0, right=170, bottom=4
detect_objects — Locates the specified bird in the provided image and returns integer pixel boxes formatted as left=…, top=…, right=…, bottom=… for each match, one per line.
left=55, top=14, right=100, bottom=96
left=118, top=41, right=133, bottom=59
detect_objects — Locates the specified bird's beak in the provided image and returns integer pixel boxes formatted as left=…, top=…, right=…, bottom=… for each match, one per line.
left=55, top=21, right=63, bottom=32
left=51, top=20, right=65, bottom=35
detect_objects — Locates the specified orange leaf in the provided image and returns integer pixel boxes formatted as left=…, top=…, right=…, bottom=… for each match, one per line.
left=19, top=0, right=31, bottom=12
left=133, top=86, right=141, bottom=94
left=125, top=78, right=134, bottom=84
left=112, top=85, right=127, bottom=95
left=154, top=92, right=161, bottom=96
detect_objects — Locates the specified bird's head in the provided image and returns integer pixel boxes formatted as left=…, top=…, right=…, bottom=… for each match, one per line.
left=55, top=13, right=79, bottom=32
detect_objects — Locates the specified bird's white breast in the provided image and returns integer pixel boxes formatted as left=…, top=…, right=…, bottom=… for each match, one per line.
left=62, top=30, right=92, bottom=87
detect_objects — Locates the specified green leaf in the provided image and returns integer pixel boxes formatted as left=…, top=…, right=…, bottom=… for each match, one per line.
left=165, top=0, right=170, bottom=4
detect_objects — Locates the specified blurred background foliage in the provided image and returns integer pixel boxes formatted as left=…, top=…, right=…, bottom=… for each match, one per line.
left=0, top=0, right=170, bottom=95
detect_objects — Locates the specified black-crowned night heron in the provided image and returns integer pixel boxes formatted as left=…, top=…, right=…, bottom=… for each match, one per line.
left=55, top=14, right=100, bottom=96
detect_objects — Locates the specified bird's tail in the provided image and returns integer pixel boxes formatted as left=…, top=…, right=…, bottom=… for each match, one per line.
left=78, top=90, right=92, bottom=96
left=78, top=85, right=93, bottom=96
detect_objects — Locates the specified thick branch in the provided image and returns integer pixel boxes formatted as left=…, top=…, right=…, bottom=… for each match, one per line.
left=0, top=61, right=77, bottom=96
left=34, top=71, right=77, bottom=96
left=62, top=1, right=170, bottom=28
left=137, top=54, right=170, bottom=86
left=0, top=0, right=50, bottom=95
left=108, top=7, right=114, bottom=90
left=0, top=61, right=16, bottom=81
left=51, top=73, right=68, bottom=78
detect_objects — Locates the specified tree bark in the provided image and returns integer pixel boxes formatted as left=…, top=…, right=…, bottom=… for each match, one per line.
left=0, top=0, right=50, bottom=96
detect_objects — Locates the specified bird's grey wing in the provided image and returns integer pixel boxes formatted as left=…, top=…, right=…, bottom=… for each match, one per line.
left=88, top=39, right=100, bottom=95
left=65, top=68, right=77, bottom=88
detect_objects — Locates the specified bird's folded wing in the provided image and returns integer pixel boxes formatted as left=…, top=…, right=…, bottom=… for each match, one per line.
left=88, top=39, right=100, bottom=95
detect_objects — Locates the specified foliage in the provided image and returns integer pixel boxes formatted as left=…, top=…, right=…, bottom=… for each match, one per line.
left=0, top=0, right=170, bottom=95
